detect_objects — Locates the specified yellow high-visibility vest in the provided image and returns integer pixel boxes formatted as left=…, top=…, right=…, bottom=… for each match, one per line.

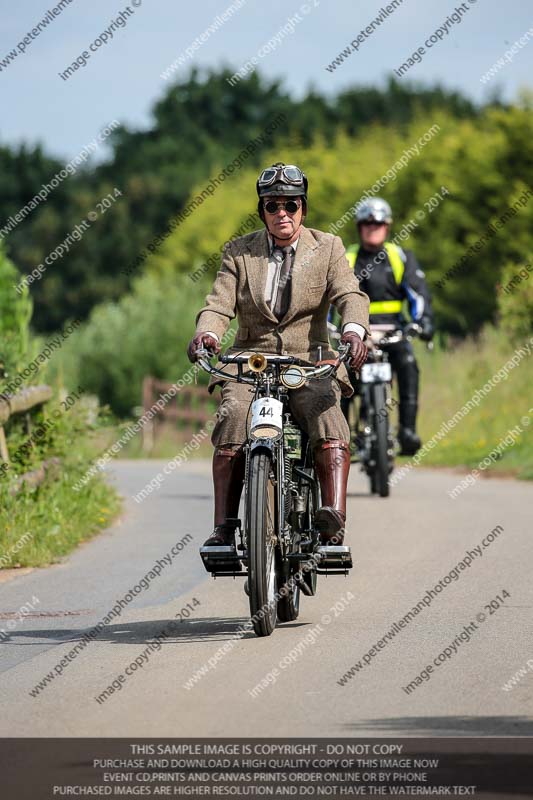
left=346, top=242, right=405, bottom=315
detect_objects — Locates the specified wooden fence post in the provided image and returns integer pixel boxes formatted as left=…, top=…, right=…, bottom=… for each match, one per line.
left=0, top=385, right=54, bottom=487
left=140, top=376, right=212, bottom=451
left=142, top=376, right=155, bottom=454
left=0, top=425, right=8, bottom=464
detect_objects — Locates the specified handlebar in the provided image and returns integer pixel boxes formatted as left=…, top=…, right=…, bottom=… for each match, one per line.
left=376, top=322, right=422, bottom=346
left=195, top=344, right=350, bottom=387
left=220, top=353, right=301, bottom=366
left=327, top=321, right=422, bottom=349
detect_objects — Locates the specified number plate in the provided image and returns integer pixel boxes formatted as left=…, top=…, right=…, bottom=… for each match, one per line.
left=250, top=397, right=284, bottom=436
left=360, top=362, right=392, bottom=383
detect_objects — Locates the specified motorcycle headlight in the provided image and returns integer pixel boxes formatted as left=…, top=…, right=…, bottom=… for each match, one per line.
left=250, top=425, right=282, bottom=440
left=280, top=365, right=306, bottom=389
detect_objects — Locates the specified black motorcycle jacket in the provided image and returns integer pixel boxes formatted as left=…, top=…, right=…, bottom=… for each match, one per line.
left=343, top=242, right=434, bottom=335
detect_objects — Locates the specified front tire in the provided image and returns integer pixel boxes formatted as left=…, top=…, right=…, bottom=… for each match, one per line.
left=372, top=383, right=390, bottom=498
left=246, top=449, right=278, bottom=636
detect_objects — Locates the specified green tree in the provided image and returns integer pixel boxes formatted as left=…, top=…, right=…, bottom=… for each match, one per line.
left=0, top=244, right=32, bottom=387
left=0, top=69, right=486, bottom=332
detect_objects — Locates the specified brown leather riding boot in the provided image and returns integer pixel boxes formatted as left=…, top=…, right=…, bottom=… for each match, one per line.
left=203, top=446, right=246, bottom=546
left=313, top=439, right=350, bottom=545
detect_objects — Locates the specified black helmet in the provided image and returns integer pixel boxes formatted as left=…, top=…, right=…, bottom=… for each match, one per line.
left=256, top=162, right=307, bottom=221
left=256, top=162, right=308, bottom=199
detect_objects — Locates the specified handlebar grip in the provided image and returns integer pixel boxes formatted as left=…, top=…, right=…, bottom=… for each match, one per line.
left=196, top=347, right=214, bottom=358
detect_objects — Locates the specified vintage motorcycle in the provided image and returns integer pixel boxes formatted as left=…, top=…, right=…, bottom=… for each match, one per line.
left=196, top=344, right=352, bottom=637
left=329, top=322, right=422, bottom=498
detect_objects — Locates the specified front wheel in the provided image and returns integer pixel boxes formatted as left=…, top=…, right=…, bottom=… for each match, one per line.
left=371, top=383, right=390, bottom=498
left=246, top=449, right=278, bottom=636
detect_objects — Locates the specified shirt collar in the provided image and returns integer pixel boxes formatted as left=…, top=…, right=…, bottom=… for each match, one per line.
left=267, top=232, right=299, bottom=256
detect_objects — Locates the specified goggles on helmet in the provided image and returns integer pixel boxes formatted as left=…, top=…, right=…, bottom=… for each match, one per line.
left=258, top=165, right=305, bottom=187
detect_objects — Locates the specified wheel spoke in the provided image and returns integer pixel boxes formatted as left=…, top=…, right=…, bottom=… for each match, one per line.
left=265, top=477, right=276, bottom=604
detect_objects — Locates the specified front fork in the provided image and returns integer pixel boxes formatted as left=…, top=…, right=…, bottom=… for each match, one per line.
left=245, top=435, right=287, bottom=546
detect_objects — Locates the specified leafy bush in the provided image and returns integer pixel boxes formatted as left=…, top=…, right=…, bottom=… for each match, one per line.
left=0, top=245, right=121, bottom=567
left=53, top=273, right=218, bottom=416
left=0, top=394, right=120, bottom=567
left=497, top=260, right=533, bottom=343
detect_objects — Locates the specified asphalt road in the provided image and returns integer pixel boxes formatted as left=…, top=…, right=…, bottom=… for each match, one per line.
left=0, top=459, right=532, bottom=737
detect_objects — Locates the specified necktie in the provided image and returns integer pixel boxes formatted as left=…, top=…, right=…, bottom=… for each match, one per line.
left=272, top=245, right=294, bottom=320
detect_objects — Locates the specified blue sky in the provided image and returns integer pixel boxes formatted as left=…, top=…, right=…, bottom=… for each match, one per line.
left=1, top=0, right=531, bottom=161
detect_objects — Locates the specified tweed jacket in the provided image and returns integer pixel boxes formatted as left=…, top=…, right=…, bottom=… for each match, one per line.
left=195, top=226, right=369, bottom=394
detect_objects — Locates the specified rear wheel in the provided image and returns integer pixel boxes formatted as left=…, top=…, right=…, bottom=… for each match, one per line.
left=246, top=449, right=278, bottom=636
left=277, top=562, right=300, bottom=621
left=371, top=383, right=390, bottom=498
left=301, top=469, right=318, bottom=596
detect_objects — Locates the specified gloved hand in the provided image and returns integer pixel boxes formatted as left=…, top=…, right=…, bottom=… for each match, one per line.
left=418, top=317, right=434, bottom=342
left=187, top=333, right=221, bottom=363
left=340, top=332, right=368, bottom=371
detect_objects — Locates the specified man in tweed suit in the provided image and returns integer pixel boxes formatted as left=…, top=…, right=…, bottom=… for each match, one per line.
left=188, top=163, right=369, bottom=548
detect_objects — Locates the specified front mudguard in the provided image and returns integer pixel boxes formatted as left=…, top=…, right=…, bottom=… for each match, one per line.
left=249, top=437, right=277, bottom=457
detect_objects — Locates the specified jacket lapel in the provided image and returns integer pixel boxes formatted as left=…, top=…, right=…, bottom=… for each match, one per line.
left=281, top=226, right=321, bottom=324
left=243, top=229, right=278, bottom=323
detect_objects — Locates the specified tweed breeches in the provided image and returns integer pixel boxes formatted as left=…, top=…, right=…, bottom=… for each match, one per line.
left=210, top=378, right=350, bottom=450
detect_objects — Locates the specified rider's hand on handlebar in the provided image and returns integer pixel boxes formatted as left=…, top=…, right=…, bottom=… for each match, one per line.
left=340, top=332, right=368, bottom=371
left=187, top=333, right=221, bottom=363
left=418, top=317, right=434, bottom=342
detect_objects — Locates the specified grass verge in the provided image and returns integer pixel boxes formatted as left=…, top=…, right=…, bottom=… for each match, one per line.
left=412, top=326, right=533, bottom=479
left=0, top=395, right=121, bottom=569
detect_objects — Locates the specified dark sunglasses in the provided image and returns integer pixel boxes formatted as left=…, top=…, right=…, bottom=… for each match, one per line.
left=264, top=199, right=301, bottom=214
left=360, top=219, right=387, bottom=226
